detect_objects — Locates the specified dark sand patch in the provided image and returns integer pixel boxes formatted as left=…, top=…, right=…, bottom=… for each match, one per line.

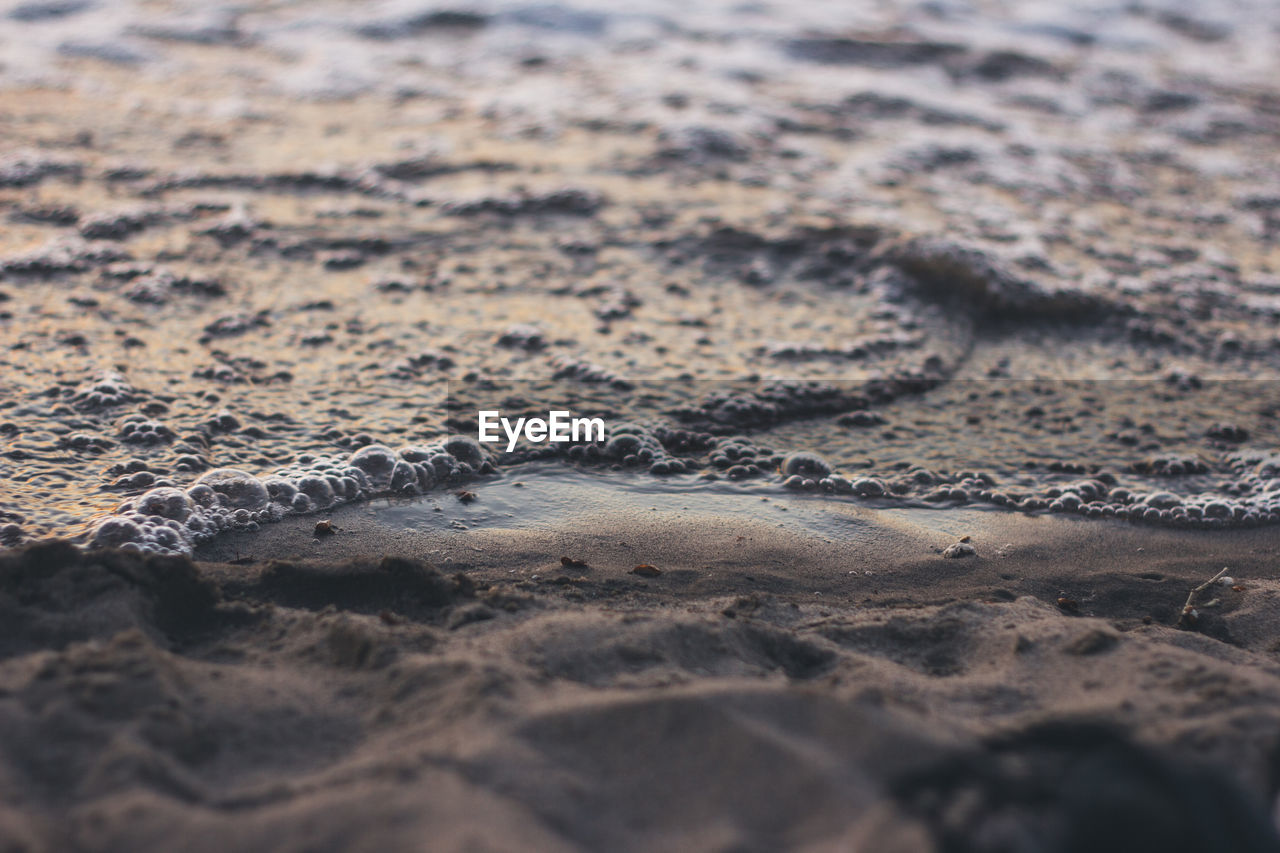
left=7, top=496, right=1279, bottom=850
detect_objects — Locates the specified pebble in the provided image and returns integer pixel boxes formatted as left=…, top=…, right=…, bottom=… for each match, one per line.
left=943, top=542, right=977, bottom=558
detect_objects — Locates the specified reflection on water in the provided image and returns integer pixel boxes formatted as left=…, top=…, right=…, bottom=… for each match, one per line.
left=372, top=462, right=867, bottom=542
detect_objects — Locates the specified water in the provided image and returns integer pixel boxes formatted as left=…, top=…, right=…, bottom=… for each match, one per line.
left=1, top=0, right=1278, bottom=552
left=372, top=462, right=869, bottom=541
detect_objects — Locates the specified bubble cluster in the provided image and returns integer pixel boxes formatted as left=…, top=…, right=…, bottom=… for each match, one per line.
left=3, top=0, right=1280, bottom=554
left=87, top=438, right=492, bottom=555
left=778, top=459, right=1280, bottom=530
left=496, top=416, right=1280, bottom=532
left=496, top=324, right=547, bottom=350
left=71, top=371, right=136, bottom=412
left=116, top=416, right=176, bottom=445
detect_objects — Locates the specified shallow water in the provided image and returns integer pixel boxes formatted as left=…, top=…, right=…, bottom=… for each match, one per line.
left=372, top=461, right=874, bottom=540
left=1, top=0, right=1278, bottom=551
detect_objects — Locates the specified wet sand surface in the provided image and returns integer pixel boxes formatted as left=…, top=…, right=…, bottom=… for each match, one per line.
left=3, top=0, right=1280, bottom=849
left=4, top=495, right=1280, bottom=851
left=0, top=0, right=1277, bottom=547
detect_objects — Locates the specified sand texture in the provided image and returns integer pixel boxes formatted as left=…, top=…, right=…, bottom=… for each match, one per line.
left=3, top=0, right=1280, bottom=848
left=3, top=504, right=1280, bottom=851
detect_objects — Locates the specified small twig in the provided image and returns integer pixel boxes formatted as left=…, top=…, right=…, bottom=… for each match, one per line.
left=1179, top=567, right=1231, bottom=629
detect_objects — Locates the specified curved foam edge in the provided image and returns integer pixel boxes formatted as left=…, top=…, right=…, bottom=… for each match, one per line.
left=85, top=418, right=1280, bottom=556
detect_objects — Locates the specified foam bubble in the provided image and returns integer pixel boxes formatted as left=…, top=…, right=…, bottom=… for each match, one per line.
left=443, top=435, right=486, bottom=467
left=852, top=477, right=887, bottom=497
left=781, top=452, right=831, bottom=478
left=89, top=517, right=144, bottom=549
left=186, top=484, right=218, bottom=508
left=197, top=468, right=270, bottom=511
left=136, top=487, right=192, bottom=522
left=349, top=444, right=399, bottom=490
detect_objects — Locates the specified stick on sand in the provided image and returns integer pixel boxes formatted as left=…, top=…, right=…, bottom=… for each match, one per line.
left=1179, top=567, right=1231, bottom=629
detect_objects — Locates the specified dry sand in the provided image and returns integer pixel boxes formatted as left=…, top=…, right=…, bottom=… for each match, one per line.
left=4, top=492, right=1280, bottom=851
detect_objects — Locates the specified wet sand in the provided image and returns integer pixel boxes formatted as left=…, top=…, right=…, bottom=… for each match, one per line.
left=4, top=494, right=1280, bottom=850
left=0, top=0, right=1279, bottom=546
left=4, top=0, right=1280, bottom=849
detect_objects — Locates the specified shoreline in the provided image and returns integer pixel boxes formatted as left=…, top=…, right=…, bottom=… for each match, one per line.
left=196, top=486, right=1280, bottom=621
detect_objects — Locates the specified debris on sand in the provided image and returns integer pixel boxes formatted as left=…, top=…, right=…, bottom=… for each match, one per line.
left=1179, top=566, right=1232, bottom=629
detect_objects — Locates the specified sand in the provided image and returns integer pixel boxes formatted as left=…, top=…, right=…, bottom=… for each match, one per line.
left=4, top=491, right=1280, bottom=851
left=3, top=0, right=1280, bottom=848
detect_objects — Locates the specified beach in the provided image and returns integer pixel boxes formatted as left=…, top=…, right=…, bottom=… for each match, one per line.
left=2, top=0, right=1280, bottom=848
left=5, top=493, right=1280, bottom=849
